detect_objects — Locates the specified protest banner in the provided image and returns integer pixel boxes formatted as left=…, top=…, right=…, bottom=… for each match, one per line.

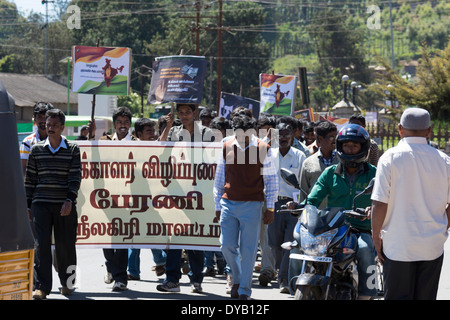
left=72, top=46, right=131, bottom=96
left=75, top=141, right=222, bottom=251
left=259, top=73, right=296, bottom=116
left=147, top=55, right=207, bottom=105
left=293, top=108, right=314, bottom=122
left=219, top=92, right=260, bottom=119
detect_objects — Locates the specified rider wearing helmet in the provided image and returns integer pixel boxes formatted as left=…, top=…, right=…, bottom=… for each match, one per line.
left=288, top=123, right=377, bottom=299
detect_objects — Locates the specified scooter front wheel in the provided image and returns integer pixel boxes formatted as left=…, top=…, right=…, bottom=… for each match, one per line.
left=294, top=285, right=321, bottom=300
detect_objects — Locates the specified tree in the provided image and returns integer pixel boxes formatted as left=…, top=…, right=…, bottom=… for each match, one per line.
left=374, top=43, right=450, bottom=119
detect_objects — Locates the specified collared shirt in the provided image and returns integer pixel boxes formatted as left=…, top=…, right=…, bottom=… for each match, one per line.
left=291, top=138, right=310, bottom=157
left=213, top=135, right=278, bottom=210
left=112, top=132, right=133, bottom=141
left=20, top=130, right=42, bottom=160
left=272, top=146, right=306, bottom=199
left=44, top=137, right=67, bottom=154
left=318, top=149, right=336, bottom=167
left=371, top=137, right=450, bottom=261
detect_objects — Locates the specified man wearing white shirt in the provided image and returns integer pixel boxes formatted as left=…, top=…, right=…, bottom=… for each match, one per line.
left=268, top=122, right=306, bottom=294
left=90, top=107, right=137, bottom=292
left=371, top=107, right=450, bottom=300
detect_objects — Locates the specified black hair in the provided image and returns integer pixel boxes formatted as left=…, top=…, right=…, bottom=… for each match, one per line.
left=33, top=102, right=54, bottom=117
left=230, top=106, right=253, bottom=120
left=275, top=122, right=294, bottom=133
left=231, top=114, right=256, bottom=131
left=176, top=103, right=196, bottom=112
left=257, top=115, right=276, bottom=129
left=349, top=114, right=366, bottom=127
left=276, top=116, right=298, bottom=130
left=315, top=120, right=337, bottom=138
left=112, top=106, right=132, bottom=122
left=210, top=116, right=231, bottom=131
left=46, top=108, right=65, bottom=125
left=134, top=118, right=156, bottom=134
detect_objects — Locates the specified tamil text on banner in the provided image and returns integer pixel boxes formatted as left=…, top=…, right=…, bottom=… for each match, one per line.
left=72, top=46, right=131, bottom=96
left=219, top=92, right=260, bottom=120
left=259, top=73, right=296, bottom=116
left=147, top=55, right=207, bottom=105
left=75, top=141, right=221, bottom=251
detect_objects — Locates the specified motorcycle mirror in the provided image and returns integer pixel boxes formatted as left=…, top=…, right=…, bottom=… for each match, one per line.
left=352, top=178, right=376, bottom=210
left=280, top=168, right=300, bottom=189
left=280, top=168, right=309, bottom=200
left=362, top=178, right=375, bottom=194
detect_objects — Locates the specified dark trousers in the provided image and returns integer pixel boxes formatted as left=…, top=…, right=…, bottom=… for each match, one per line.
left=103, top=248, right=128, bottom=284
left=165, top=249, right=204, bottom=284
left=268, top=199, right=297, bottom=282
left=383, top=254, right=444, bottom=300
left=33, top=202, right=78, bottom=294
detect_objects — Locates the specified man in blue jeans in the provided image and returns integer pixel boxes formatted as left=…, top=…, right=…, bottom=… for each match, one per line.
left=214, top=114, right=278, bottom=300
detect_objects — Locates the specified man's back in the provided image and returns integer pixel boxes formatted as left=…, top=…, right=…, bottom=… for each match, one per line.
left=372, top=137, right=450, bottom=261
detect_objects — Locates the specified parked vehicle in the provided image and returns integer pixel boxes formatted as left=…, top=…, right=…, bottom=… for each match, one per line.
left=278, top=168, right=375, bottom=300
left=0, top=81, right=35, bottom=300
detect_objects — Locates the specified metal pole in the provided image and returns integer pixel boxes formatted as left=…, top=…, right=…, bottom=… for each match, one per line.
left=215, top=0, right=223, bottom=113
left=389, top=0, right=395, bottom=70
left=44, top=1, right=48, bottom=74
left=67, top=59, right=70, bottom=115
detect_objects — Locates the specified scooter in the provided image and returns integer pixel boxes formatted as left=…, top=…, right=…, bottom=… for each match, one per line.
left=278, top=168, right=375, bottom=300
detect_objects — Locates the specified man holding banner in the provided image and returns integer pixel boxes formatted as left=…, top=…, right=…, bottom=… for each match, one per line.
left=214, top=114, right=278, bottom=300
left=88, top=106, right=137, bottom=292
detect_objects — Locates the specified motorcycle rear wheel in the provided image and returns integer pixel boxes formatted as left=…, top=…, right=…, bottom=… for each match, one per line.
left=294, top=286, right=321, bottom=300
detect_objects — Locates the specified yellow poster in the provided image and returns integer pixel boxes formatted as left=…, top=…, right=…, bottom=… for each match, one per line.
left=75, top=141, right=221, bottom=250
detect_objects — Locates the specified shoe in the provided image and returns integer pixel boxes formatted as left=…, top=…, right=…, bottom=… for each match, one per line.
left=127, top=273, right=140, bottom=280
left=258, top=271, right=272, bottom=287
left=156, top=281, right=180, bottom=293
left=61, top=286, right=73, bottom=296
left=191, top=282, right=203, bottom=293
left=112, top=281, right=127, bottom=291
left=32, top=289, right=47, bottom=300
left=104, top=272, right=113, bottom=284
left=279, top=279, right=289, bottom=294
left=230, top=284, right=240, bottom=299
left=225, top=274, right=233, bottom=294
left=239, top=294, right=251, bottom=300
left=155, top=265, right=166, bottom=277
left=203, top=267, right=216, bottom=277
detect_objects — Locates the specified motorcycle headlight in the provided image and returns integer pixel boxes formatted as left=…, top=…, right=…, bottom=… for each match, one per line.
left=300, top=226, right=338, bottom=256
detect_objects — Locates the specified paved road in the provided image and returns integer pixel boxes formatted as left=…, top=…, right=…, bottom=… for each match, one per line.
left=43, top=239, right=450, bottom=301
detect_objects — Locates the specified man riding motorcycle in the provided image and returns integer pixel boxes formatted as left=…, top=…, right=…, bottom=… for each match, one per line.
left=287, top=124, right=377, bottom=299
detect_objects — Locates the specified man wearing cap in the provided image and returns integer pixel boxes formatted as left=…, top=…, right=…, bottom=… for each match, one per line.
left=371, top=107, right=450, bottom=300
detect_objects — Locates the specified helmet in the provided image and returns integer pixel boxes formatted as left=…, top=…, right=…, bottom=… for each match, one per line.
left=336, top=124, right=370, bottom=168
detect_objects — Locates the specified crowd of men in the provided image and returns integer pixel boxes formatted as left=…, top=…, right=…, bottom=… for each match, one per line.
left=21, top=102, right=450, bottom=300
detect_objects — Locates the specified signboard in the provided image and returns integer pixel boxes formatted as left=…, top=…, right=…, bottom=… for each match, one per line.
left=72, top=46, right=131, bottom=96
left=219, top=92, right=260, bottom=119
left=293, top=108, right=314, bottom=122
left=259, top=73, right=296, bottom=116
left=75, top=141, right=221, bottom=250
left=147, top=55, right=207, bottom=105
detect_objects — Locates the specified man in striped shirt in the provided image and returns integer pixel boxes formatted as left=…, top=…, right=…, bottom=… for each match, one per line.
left=19, top=102, right=54, bottom=177
left=25, top=109, right=81, bottom=300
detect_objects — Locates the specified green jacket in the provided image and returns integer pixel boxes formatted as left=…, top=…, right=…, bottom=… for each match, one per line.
left=306, top=162, right=376, bottom=231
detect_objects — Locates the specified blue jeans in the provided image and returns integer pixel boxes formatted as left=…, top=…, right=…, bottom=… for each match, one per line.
left=128, top=249, right=167, bottom=278
left=164, top=249, right=204, bottom=284
left=220, top=199, right=263, bottom=297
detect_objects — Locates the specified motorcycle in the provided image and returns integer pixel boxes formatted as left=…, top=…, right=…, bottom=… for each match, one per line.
left=278, top=168, right=375, bottom=300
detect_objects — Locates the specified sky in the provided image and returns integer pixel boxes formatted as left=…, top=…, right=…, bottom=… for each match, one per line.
left=12, top=0, right=48, bottom=16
